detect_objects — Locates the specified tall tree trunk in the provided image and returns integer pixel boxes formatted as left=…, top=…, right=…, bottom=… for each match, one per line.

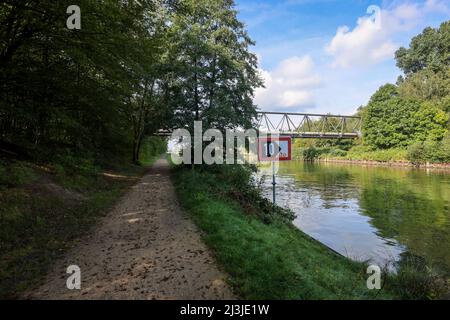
left=132, top=79, right=155, bottom=163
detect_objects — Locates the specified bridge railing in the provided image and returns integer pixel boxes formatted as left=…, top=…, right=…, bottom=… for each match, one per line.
left=257, top=111, right=361, bottom=139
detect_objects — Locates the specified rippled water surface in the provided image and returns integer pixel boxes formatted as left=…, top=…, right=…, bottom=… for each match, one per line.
left=259, top=161, right=450, bottom=271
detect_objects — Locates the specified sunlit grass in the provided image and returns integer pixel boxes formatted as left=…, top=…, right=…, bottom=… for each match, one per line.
left=172, top=166, right=395, bottom=299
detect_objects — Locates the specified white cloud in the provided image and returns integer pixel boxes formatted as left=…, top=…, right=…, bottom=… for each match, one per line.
left=325, top=1, right=450, bottom=68
left=255, top=55, right=321, bottom=111
left=325, top=18, right=398, bottom=68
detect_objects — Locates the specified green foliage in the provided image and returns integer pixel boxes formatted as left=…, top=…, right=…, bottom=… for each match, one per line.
left=172, top=165, right=393, bottom=299
left=386, top=254, right=449, bottom=300
left=184, top=164, right=295, bottom=223
left=407, top=141, right=428, bottom=165
left=302, top=146, right=320, bottom=161
left=1, top=0, right=157, bottom=160
left=344, top=146, right=407, bottom=162
left=314, top=22, right=450, bottom=164
left=363, top=92, right=415, bottom=149
left=0, top=159, right=145, bottom=298
left=326, top=148, right=348, bottom=157
left=413, top=103, right=448, bottom=141
left=368, top=83, right=398, bottom=104
left=362, top=85, right=447, bottom=149
left=0, top=161, right=36, bottom=187
left=292, top=139, right=352, bottom=160
left=432, top=135, right=450, bottom=163
left=297, top=144, right=408, bottom=162
left=300, top=146, right=346, bottom=160
left=139, top=137, right=167, bottom=166
left=395, top=21, right=450, bottom=75
left=55, top=153, right=99, bottom=177
left=398, top=68, right=450, bottom=104
left=165, top=0, right=262, bottom=132
left=407, top=136, right=450, bottom=164
left=0, top=0, right=260, bottom=163
left=314, top=138, right=355, bottom=151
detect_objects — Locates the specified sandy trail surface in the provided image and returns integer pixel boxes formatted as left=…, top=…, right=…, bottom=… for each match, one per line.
left=29, top=157, right=235, bottom=300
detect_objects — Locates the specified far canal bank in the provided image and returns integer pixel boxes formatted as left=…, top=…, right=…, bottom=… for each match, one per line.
left=313, top=158, right=450, bottom=171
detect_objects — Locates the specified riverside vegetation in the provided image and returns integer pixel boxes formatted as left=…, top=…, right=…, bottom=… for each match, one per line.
left=171, top=163, right=449, bottom=299
left=297, top=22, right=450, bottom=165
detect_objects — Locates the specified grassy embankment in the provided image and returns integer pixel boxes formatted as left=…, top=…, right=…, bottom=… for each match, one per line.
left=172, top=163, right=449, bottom=299
left=171, top=163, right=398, bottom=299
left=0, top=137, right=166, bottom=299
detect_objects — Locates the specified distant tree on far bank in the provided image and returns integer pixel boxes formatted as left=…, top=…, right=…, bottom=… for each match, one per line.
left=362, top=85, right=447, bottom=149
left=395, top=21, right=450, bottom=76
left=361, top=21, right=450, bottom=160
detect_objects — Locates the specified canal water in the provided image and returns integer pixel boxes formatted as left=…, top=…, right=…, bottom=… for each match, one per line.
left=259, top=161, right=450, bottom=272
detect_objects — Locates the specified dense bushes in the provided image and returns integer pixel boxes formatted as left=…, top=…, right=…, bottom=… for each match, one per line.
left=0, top=161, right=36, bottom=187
left=174, top=164, right=295, bottom=224
left=299, top=22, right=450, bottom=164
left=139, top=137, right=167, bottom=166
left=300, top=146, right=347, bottom=160
left=341, top=146, right=407, bottom=162
left=361, top=23, right=449, bottom=156
left=0, top=1, right=164, bottom=163
left=407, top=137, right=450, bottom=164
left=362, top=85, right=448, bottom=150
left=302, top=146, right=321, bottom=161
left=298, top=145, right=408, bottom=162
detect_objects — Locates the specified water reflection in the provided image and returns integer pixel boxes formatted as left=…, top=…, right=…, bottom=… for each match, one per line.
left=258, top=161, right=450, bottom=272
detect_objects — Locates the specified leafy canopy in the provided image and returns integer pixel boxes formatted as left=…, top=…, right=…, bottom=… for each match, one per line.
left=362, top=21, right=450, bottom=151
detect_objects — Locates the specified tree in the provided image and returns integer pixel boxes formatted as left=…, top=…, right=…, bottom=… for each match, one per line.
left=361, top=22, right=450, bottom=152
left=398, top=68, right=450, bottom=105
left=413, top=102, right=448, bottom=142
left=120, top=1, right=169, bottom=162
left=395, top=21, right=450, bottom=75
left=164, top=0, right=262, bottom=133
left=395, top=20, right=450, bottom=147
left=0, top=0, right=262, bottom=164
left=0, top=0, right=171, bottom=162
left=363, top=85, right=447, bottom=149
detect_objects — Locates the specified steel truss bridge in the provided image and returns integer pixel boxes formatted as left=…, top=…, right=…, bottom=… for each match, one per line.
left=156, top=111, right=362, bottom=139
left=257, top=111, right=361, bottom=139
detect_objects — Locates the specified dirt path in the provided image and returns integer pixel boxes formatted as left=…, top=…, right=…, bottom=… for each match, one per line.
left=29, top=157, right=236, bottom=300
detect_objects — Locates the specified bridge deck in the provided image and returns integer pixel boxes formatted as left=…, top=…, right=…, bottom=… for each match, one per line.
left=263, top=132, right=360, bottom=139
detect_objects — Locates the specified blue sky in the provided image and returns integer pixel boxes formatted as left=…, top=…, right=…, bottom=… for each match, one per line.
left=234, top=0, right=450, bottom=115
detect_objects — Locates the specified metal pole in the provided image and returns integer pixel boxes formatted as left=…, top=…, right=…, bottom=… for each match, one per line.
left=272, top=161, right=276, bottom=212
